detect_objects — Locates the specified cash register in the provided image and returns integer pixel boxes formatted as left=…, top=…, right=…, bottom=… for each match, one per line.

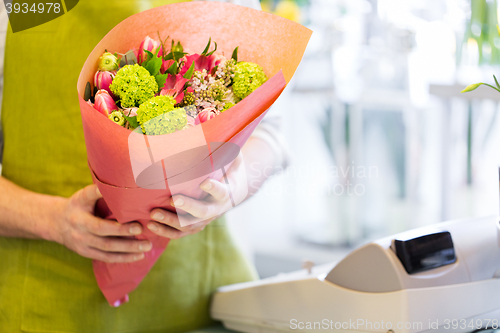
left=211, top=215, right=500, bottom=333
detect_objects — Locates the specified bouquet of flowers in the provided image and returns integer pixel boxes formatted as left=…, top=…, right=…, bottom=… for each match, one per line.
left=87, top=36, right=268, bottom=135
left=77, top=1, right=311, bottom=306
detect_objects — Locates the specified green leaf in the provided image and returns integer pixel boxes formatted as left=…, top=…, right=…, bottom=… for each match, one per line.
left=206, top=42, right=218, bottom=56
left=231, top=46, right=238, bottom=62
left=144, top=55, right=162, bottom=76
left=166, top=61, right=178, bottom=76
left=461, top=83, right=484, bottom=93
left=155, top=73, right=169, bottom=90
left=164, top=51, right=187, bottom=61
left=144, top=50, right=154, bottom=63
left=119, top=50, right=138, bottom=67
left=84, top=82, right=92, bottom=101
left=144, top=49, right=154, bottom=61
left=201, top=37, right=211, bottom=56
left=124, top=115, right=139, bottom=129
left=494, top=75, right=500, bottom=89
left=139, top=50, right=154, bottom=70
left=497, top=25, right=500, bottom=36
left=183, top=61, right=195, bottom=79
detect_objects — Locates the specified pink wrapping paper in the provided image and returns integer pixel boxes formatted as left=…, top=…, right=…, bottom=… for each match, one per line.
left=76, top=1, right=311, bottom=306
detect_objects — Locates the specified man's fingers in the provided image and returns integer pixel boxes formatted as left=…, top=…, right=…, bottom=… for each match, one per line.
left=83, top=247, right=145, bottom=263
left=150, top=209, right=180, bottom=227
left=171, top=195, right=219, bottom=220
left=78, top=184, right=102, bottom=207
left=150, top=208, right=200, bottom=230
left=86, top=216, right=143, bottom=237
left=88, top=234, right=152, bottom=253
left=146, top=221, right=190, bottom=239
left=200, top=179, right=229, bottom=201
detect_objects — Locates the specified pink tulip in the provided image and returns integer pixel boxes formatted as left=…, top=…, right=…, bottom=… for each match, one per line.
left=159, top=74, right=189, bottom=104
left=94, top=89, right=118, bottom=116
left=180, top=53, right=221, bottom=76
left=94, top=70, right=115, bottom=98
left=138, top=36, right=162, bottom=64
left=195, top=107, right=218, bottom=124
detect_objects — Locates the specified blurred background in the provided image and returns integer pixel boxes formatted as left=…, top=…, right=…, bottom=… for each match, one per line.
left=227, top=0, right=500, bottom=278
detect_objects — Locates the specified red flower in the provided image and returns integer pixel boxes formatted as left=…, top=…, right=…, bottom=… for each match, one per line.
left=180, top=54, right=221, bottom=76
left=159, top=74, right=189, bottom=104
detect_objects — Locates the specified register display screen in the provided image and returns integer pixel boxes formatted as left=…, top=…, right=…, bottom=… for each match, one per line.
left=393, top=231, right=456, bottom=274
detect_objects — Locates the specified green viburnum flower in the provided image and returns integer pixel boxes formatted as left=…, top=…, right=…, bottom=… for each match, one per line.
left=108, top=111, right=125, bottom=126
left=110, top=64, right=158, bottom=108
left=222, top=102, right=235, bottom=112
left=232, top=62, right=267, bottom=99
left=137, top=95, right=187, bottom=135
left=98, top=52, right=119, bottom=71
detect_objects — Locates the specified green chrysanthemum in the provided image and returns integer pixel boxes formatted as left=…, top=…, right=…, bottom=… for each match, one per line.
left=110, top=64, right=158, bottom=108
left=137, top=95, right=187, bottom=135
left=108, top=111, right=125, bottom=126
left=98, top=52, right=119, bottom=71
left=232, top=62, right=267, bottom=100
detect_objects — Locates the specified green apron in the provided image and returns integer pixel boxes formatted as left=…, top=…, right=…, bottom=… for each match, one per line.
left=0, top=1, right=257, bottom=332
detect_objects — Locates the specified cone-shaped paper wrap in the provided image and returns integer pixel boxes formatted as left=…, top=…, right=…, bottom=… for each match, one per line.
left=77, top=1, right=311, bottom=306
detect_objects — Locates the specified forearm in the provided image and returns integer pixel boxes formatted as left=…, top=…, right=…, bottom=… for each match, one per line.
left=0, top=176, right=63, bottom=240
left=0, top=177, right=150, bottom=262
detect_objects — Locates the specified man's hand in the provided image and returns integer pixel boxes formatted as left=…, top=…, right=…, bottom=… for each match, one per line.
left=53, top=184, right=152, bottom=263
left=147, top=152, right=248, bottom=239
